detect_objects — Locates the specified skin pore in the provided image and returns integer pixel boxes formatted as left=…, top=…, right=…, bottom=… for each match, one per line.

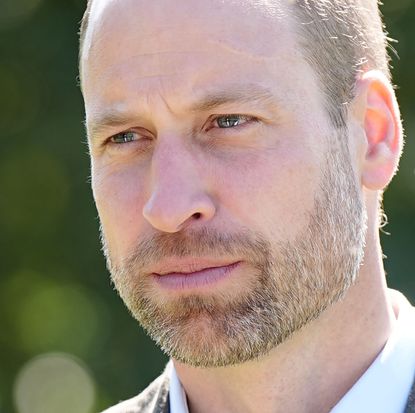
left=81, top=1, right=403, bottom=412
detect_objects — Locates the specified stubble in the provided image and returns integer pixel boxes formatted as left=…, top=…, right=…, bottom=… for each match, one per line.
left=103, top=131, right=367, bottom=368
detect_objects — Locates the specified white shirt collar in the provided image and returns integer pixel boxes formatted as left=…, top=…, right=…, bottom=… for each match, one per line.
left=331, top=290, right=415, bottom=413
left=169, top=290, right=415, bottom=413
left=168, top=361, right=189, bottom=413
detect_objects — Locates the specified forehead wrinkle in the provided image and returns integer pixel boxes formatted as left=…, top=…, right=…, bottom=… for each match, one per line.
left=87, top=83, right=279, bottom=139
left=205, top=39, right=280, bottom=61
left=91, top=51, right=206, bottom=83
left=189, top=84, right=278, bottom=113
left=84, top=0, right=294, bottom=65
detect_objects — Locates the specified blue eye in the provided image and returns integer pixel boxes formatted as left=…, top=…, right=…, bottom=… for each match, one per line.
left=111, top=131, right=137, bottom=144
left=215, top=115, right=247, bottom=128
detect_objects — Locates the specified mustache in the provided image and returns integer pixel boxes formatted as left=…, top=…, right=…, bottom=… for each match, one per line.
left=103, top=226, right=271, bottom=273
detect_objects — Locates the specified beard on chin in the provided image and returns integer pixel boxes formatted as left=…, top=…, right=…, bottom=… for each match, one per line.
left=102, top=139, right=367, bottom=368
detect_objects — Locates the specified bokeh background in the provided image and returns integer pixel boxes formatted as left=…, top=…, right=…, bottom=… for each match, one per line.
left=0, top=0, right=414, bottom=412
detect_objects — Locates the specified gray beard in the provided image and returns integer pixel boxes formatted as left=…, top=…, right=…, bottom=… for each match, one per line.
left=103, top=137, right=367, bottom=368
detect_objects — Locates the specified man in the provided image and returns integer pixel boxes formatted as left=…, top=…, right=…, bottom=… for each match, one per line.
left=79, top=0, right=415, bottom=412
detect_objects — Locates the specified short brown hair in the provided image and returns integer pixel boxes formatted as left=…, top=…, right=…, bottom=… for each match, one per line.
left=79, top=0, right=392, bottom=128
left=293, top=0, right=391, bottom=128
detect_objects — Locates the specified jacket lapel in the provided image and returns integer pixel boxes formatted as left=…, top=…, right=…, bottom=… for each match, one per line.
left=149, top=368, right=170, bottom=413
left=404, top=374, right=415, bottom=413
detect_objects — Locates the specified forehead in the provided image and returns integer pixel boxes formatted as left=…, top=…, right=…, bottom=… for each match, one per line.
left=81, top=0, right=324, bottom=126
left=83, top=0, right=290, bottom=59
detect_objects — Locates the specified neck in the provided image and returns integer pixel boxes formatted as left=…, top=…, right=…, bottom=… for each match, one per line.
left=174, top=231, right=397, bottom=413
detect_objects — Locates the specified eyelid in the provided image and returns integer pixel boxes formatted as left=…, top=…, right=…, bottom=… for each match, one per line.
left=106, top=127, right=154, bottom=143
left=109, top=131, right=137, bottom=143
left=101, top=115, right=258, bottom=146
left=205, top=114, right=258, bottom=131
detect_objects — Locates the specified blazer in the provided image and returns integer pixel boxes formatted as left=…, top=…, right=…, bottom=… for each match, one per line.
left=102, top=366, right=415, bottom=413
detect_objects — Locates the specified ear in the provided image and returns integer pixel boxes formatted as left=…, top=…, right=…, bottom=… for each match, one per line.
left=351, top=70, right=403, bottom=191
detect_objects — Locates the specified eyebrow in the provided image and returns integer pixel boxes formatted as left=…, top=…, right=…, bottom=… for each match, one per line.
left=87, top=111, right=140, bottom=141
left=87, top=84, right=277, bottom=140
left=189, top=84, right=276, bottom=113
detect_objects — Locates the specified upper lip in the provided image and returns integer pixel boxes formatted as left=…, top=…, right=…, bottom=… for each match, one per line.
left=149, top=258, right=241, bottom=276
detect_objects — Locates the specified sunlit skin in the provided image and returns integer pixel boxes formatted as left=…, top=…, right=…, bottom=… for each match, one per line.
left=81, top=1, right=403, bottom=412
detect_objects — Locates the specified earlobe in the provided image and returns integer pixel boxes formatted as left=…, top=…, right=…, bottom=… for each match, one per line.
left=354, top=71, right=403, bottom=191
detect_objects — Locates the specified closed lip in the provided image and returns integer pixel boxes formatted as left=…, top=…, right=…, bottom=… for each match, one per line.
left=150, top=258, right=242, bottom=276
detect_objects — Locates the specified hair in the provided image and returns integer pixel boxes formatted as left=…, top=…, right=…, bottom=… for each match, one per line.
left=292, top=0, right=392, bottom=129
left=79, top=0, right=392, bottom=128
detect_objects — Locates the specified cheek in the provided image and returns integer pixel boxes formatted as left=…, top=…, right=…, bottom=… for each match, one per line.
left=92, top=163, right=148, bottom=257
left=214, top=142, right=322, bottom=241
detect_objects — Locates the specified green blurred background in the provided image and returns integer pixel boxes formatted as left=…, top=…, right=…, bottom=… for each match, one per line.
left=0, top=1, right=414, bottom=412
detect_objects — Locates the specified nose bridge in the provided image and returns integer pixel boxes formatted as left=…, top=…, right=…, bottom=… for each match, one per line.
left=151, top=134, right=195, bottom=194
left=143, top=134, right=216, bottom=233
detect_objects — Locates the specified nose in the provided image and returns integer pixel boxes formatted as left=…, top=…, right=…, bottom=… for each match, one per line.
left=142, top=142, right=216, bottom=233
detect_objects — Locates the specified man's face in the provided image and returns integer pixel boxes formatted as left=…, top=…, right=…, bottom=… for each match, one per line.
left=82, top=0, right=366, bottom=367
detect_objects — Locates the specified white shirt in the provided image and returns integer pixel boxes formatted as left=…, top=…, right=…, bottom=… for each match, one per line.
left=169, top=290, right=415, bottom=413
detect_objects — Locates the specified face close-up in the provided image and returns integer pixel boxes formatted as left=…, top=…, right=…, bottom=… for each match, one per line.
left=81, top=0, right=378, bottom=368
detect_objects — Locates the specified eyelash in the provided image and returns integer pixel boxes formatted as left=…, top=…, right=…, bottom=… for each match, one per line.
left=103, top=132, right=152, bottom=156
left=106, top=114, right=258, bottom=149
left=109, top=131, right=138, bottom=145
left=206, top=114, right=257, bottom=131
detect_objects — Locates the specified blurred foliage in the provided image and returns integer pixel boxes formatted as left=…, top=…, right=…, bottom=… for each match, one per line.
left=0, top=0, right=414, bottom=412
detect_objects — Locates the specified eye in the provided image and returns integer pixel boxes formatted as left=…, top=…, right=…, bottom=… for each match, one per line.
left=215, top=114, right=250, bottom=129
left=110, top=131, right=138, bottom=144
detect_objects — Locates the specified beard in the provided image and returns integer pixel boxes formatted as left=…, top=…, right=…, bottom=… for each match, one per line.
left=102, top=134, right=367, bottom=368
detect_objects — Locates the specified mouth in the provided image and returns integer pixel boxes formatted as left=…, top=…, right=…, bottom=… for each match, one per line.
left=151, top=259, right=242, bottom=291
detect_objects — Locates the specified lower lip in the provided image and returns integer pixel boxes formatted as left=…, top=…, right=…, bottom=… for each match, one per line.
left=153, top=262, right=241, bottom=291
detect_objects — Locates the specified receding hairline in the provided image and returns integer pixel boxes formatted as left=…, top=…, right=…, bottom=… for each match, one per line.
left=78, top=0, right=289, bottom=69
left=79, top=0, right=390, bottom=79
left=79, top=0, right=392, bottom=130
